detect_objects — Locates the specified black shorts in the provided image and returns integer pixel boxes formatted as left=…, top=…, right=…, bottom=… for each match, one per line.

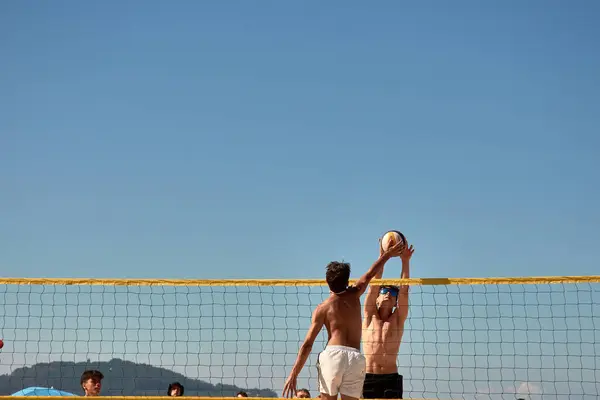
left=362, top=373, right=403, bottom=399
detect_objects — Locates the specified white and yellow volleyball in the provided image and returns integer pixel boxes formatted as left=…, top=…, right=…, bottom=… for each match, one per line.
left=380, top=230, right=407, bottom=253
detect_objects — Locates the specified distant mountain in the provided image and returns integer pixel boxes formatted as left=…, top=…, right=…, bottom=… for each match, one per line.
left=0, top=358, right=277, bottom=397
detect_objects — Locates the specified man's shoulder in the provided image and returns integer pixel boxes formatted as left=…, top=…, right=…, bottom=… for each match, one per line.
left=315, top=298, right=332, bottom=312
left=363, top=305, right=381, bottom=327
left=327, top=289, right=361, bottom=304
left=332, top=286, right=361, bottom=298
left=346, top=286, right=361, bottom=295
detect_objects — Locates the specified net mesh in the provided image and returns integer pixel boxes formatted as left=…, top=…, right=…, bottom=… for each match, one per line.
left=0, top=279, right=598, bottom=399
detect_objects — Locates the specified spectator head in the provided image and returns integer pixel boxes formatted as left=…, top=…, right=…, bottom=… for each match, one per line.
left=168, top=382, right=184, bottom=396
left=237, top=391, right=248, bottom=398
left=295, top=389, right=311, bottom=398
left=80, top=370, right=103, bottom=396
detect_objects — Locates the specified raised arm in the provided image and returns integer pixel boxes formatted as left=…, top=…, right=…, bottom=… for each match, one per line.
left=355, top=240, right=405, bottom=297
left=282, top=306, right=325, bottom=398
left=364, top=240, right=386, bottom=318
left=396, top=244, right=414, bottom=326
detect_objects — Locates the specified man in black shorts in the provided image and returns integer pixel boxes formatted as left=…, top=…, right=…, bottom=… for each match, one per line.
left=361, top=241, right=414, bottom=398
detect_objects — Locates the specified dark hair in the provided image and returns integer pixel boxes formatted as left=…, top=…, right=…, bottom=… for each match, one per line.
left=168, top=382, right=184, bottom=396
left=80, top=370, right=103, bottom=386
left=326, top=261, right=350, bottom=294
left=297, top=388, right=311, bottom=397
left=237, top=391, right=248, bottom=397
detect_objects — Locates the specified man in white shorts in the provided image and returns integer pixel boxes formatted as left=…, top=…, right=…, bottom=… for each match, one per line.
left=283, top=240, right=405, bottom=400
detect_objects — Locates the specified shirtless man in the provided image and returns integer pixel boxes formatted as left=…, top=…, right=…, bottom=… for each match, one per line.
left=282, top=241, right=405, bottom=400
left=362, top=240, right=414, bottom=399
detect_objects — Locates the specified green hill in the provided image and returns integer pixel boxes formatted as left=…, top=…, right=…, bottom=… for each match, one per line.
left=0, top=358, right=277, bottom=397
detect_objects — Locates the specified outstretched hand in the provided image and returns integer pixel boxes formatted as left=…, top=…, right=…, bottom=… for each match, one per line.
left=401, top=244, right=415, bottom=263
left=282, top=374, right=297, bottom=398
left=383, top=240, right=406, bottom=258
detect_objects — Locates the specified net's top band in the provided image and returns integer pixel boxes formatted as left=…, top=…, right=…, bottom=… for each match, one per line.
left=0, top=276, right=599, bottom=286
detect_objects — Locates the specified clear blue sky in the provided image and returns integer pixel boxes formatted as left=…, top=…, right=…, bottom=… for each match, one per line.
left=1, top=1, right=600, bottom=280
left=1, top=3, right=600, bottom=397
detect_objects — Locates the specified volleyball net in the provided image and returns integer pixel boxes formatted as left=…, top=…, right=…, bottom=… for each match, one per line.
left=0, top=277, right=598, bottom=400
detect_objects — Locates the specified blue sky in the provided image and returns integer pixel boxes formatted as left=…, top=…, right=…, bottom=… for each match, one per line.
left=2, top=1, right=598, bottom=280
left=1, top=2, right=600, bottom=398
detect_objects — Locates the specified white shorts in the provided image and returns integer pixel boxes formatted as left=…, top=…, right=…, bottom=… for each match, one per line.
left=317, top=345, right=366, bottom=398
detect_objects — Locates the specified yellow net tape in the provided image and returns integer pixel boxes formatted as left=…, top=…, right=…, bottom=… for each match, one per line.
left=0, top=275, right=599, bottom=286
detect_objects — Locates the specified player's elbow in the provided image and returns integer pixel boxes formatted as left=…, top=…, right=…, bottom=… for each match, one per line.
left=398, top=305, right=409, bottom=321
left=300, top=341, right=313, bottom=354
left=355, top=279, right=366, bottom=291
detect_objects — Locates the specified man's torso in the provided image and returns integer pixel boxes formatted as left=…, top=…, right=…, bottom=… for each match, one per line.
left=362, top=312, right=404, bottom=373
left=322, top=290, right=363, bottom=350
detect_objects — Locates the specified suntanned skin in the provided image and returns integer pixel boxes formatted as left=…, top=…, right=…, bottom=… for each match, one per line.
left=362, top=241, right=415, bottom=374
left=82, top=378, right=102, bottom=397
left=282, top=241, right=406, bottom=400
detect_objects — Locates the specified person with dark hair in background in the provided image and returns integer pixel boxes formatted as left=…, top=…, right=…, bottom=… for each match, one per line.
left=80, top=370, right=103, bottom=397
left=237, top=391, right=248, bottom=397
left=295, top=388, right=311, bottom=398
left=168, top=382, right=184, bottom=396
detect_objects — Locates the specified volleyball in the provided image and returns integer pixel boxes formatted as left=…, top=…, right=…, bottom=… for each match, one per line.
left=380, top=230, right=407, bottom=253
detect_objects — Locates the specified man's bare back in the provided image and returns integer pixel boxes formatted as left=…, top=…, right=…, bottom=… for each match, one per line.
left=282, top=242, right=405, bottom=400
left=317, top=289, right=363, bottom=350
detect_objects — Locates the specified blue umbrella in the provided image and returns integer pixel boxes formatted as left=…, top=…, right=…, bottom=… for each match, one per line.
left=12, top=387, right=76, bottom=396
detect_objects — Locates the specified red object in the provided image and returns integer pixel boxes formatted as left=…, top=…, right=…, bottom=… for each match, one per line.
left=0, top=339, right=4, bottom=349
